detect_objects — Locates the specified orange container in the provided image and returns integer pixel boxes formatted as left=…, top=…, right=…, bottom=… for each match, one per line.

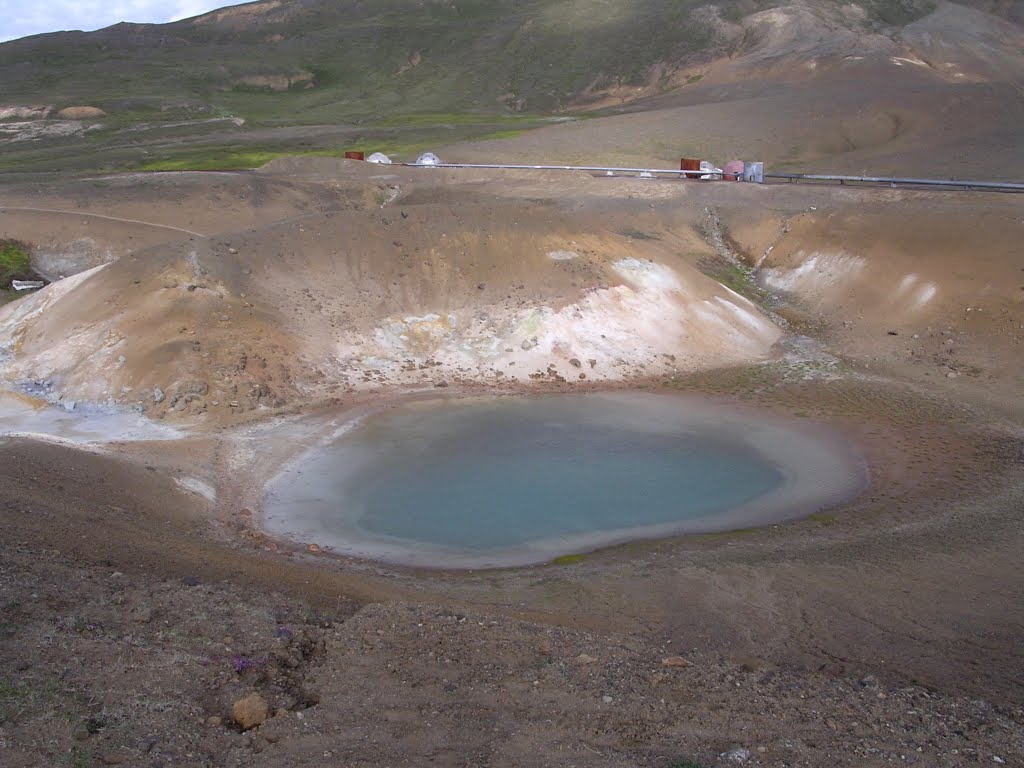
left=680, top=158, right=700, bottom=179
left=345, top=151, right=365, bottom=161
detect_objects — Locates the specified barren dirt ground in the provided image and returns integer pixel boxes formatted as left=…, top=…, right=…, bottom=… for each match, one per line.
left=1, top=157, right=1022, bottom=768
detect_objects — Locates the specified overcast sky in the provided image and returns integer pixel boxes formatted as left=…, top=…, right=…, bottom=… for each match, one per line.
left=0, top=1, right=238, bottom=43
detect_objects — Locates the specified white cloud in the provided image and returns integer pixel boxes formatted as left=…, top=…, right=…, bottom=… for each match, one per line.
left=0, top=1, right=241, bottom=43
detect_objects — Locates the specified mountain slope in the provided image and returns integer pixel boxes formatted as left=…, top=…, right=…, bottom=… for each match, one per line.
left=0, top=0, right=974, bottom=120
left=0, top=1, right=1020, bottom=175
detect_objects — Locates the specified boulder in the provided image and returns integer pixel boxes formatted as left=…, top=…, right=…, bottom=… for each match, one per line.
left=232, top=692, right=270, bottom=731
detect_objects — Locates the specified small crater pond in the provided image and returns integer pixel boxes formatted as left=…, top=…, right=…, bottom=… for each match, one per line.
left=262, top=392, right=867, bottom=568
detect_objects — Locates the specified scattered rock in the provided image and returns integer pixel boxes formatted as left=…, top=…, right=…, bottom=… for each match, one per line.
left=576, top=653, right=597, bottom=664
left=521, top=337, right=537, bottom=351
left=719, top=747, right=751, bottom=763
left=662, top=656, right=692, bottom=667
left=183, top=381, right=209, bottom=396
left=232, top=692, right=270, bottom=731
left=568, top=358, right=582, bottom=368
left=601, top=695, right=613, bottom=703
left=206, top=716, right=223, bottom=727
left=307, top=543, right=322, bottom=554
left=73, top=724, right=90, bottom=741
left=181, top=575, right=200, bottom=587
left=434, top=380, right=449, bottom=388
left=99, top=751, right=129, bottom=765
left=153, top=387, right=165, bottom=404
left=62, top=400, right=76, bottom=412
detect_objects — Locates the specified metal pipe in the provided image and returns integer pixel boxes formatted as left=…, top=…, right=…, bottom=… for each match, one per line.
left=401, top=162, right=711, bottom=177
left=399, top=161, right=1024, bottom=191
left=764, top=172, right=1024, bottom=191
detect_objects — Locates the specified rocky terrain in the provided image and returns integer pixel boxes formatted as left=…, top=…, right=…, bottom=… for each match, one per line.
left=0, top=2, right=1022, bottom=767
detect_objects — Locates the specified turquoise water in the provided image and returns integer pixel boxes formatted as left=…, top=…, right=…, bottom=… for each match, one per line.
left=263, top=393, right=866, bottom=567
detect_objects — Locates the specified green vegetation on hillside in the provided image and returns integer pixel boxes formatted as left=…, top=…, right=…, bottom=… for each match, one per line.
left=0, top=241, right=31, bottom=286
left=0, top=0, right=946, bottom=173
left=0, top=0, right=737, bottom=123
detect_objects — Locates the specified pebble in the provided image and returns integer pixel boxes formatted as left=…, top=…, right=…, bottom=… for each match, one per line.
left=576, top=653, right=597, bottom=664
left=601, top=695, right=613, bottom=703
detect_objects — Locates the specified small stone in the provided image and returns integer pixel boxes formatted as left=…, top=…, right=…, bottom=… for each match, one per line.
left=232, top=693, right=270, bottom=731
left=568, top=358, right=582, bottom=368
left=434, top=380, right=449, bottom=388
left=947, top=371, right=958, bottom=379
left=720, top=747, right=751, bottom=763
left=662, top=656, right=692, bottom=668
left=228, top=248, right=238, bottom=255
left=181, top=575, right=200, bottom=586
left=206, top=716, right=222, bottom=727
left=576, top=653, right=597, bottom=664
left=63, top=400, right=76, bottom=412
left=307, top=543, right=322, bottom=554
left=521, top=337, right=537, bottom=351
left=99, top=751, right=129, bottom=765
left=819, top=662, right=845, bottom=677
left=601, top=695, right=613, bottom=703
left=538, top=639, right=552, bottom=655
left=153, top=387, right=165, bottom=404
left=73, top=724, right=90, bottom=741
left=133, top=607, right=153, bottom=624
